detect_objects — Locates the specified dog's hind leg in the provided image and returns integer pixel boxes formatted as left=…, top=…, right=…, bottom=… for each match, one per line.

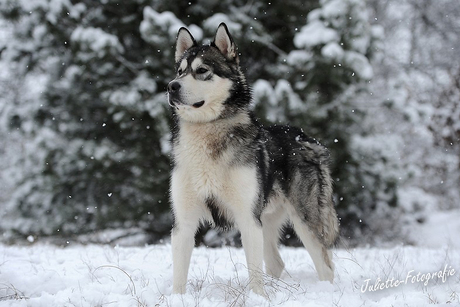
left=261, top=204, right=287, bottom=278
left=290, top=215, right=334, bottom=282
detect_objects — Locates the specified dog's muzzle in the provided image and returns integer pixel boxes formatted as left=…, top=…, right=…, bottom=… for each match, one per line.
left=167, top=81, right=181, bottom=108
left=167, top=81, right=205, bottom=108
left=168, top=81, right=181, bottom=95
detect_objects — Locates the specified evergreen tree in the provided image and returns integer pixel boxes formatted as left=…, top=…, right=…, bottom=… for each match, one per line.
left=1, top=0, right=171, bottom=236
left=365, top=0, right=460, bottom=237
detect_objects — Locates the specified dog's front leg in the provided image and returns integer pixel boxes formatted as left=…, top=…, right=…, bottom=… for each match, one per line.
left=170, top=168, right=202, bottom=294
left=171, top=220, right=197, bottom=294
left=238, top=217, right=266, bottom=297
left=228, top=167, right=267, bottom=297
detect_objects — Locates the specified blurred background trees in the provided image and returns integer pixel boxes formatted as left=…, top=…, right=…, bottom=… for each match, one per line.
left=0, top=0, right=458, bottom=246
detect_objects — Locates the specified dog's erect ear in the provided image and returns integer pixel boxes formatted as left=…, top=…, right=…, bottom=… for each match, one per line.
left=213, top=23, right=238, bottom=62
left=175, top=27, right=197, bottom=63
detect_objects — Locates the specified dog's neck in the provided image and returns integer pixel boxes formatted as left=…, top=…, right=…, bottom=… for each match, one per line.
left=178, top=111, right=252, bottom=131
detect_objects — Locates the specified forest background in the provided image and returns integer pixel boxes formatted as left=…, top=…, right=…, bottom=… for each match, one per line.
left=0, top=0, right=458, bottom=247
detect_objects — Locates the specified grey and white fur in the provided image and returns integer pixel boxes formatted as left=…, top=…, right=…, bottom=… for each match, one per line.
left=168, top=23, right=339, bottom=296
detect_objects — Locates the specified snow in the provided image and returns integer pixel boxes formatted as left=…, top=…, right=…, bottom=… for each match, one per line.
left=286, top=50, right=313, bottom=67
left=46, top=0, right=71, bottom=25
left=404, top=209, right=460, bottom=249
left=292, top=0, right=375, bottom=80
left=71, top=27, right=124, bottom=57
left=294, top=20, right=339, bottom=49
left=343, top=51, right=373, bottom=80
left=252, top=80, right=277, bottom=107
left=252, top=79, right=307, bottom=122
left=1, top=240, right=459, bottom=306
left=252, top=79, right=285, bottom=122
left=140, top=8, right=185, bottom=45
left=203, top=14, right=242, bottom=35
left=275, top=80, right=305, bottom=112
left=321, top=42, right=344, bottom=60
left=321, top=0, right=348, bottom=19
left=187, top=24, right=204, bottom=42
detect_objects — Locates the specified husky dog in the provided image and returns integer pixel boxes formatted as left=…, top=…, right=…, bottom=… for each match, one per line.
left=168, top=23, right=339, bottom=296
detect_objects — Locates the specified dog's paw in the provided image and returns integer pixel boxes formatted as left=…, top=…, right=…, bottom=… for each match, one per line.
left=172, top=284, right=187, bottom=295
left=249, top=284, right=268, bottom=299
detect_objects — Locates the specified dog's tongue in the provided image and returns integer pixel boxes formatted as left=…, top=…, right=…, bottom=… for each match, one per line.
left=192, top=101, right=205, bottom=108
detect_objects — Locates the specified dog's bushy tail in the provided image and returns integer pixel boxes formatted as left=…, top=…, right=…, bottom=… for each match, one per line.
left=299, top=140, right=340, bottom=248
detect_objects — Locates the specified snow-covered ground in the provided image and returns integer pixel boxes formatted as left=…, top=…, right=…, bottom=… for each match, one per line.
left=405, top=209, right=460, bottom=249
left=1, top=240, right=459, bottom=306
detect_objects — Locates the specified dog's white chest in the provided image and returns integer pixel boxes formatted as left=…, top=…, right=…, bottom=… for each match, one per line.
left=174, top=124, right=229, bottom=196
left=172, top=122, right=258, bottom=205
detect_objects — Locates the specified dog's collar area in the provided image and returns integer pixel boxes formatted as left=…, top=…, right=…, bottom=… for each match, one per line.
left=192, top=100, right=205, bottom=108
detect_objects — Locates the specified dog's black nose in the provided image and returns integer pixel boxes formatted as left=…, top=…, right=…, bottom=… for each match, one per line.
left=168, top=81, right=181, bottom=93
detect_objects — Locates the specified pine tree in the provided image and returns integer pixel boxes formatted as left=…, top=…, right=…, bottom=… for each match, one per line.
left=1, top=0, right=171, bottom=236
left=365, top=0, right=460, bottom=236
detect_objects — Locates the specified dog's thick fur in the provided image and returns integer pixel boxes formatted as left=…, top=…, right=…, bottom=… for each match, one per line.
left=168, top=23, right=339, bottom=296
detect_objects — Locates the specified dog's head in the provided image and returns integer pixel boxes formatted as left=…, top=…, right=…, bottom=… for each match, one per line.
left=168, top=23, right=249, bottom=123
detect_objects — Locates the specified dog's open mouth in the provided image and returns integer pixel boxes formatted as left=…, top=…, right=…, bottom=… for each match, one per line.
left=192, top=101, right=205, bottom=108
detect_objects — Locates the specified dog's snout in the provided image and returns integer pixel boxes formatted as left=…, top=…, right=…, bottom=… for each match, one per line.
left=168, top=81, right=181, bottom=93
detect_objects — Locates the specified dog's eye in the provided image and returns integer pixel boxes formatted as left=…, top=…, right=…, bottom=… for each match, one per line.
left=177, top=68, right=184, bottom=75
left=196, top=67, right=209, bottom=74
